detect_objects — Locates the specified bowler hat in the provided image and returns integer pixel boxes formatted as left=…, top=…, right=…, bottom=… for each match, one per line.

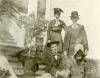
left=54, top=8, right=63, bottom=14
left=47, top=41, right=59, bottom=47
left=70, top=11, right=79, bottom=19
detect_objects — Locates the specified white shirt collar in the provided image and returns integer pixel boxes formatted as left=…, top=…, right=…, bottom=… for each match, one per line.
left=72, top=24, right=78, bottom=28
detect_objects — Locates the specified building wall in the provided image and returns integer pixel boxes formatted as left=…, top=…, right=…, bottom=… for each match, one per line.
left=37, top=0, right=46, bottom=19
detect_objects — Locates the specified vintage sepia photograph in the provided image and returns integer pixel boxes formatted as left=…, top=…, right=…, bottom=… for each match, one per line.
left=0, top=0, right=100, bottom=78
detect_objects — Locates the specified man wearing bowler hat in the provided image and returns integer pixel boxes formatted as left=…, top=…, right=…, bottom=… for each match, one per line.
left=64, top=11, right=89, bottom=58
left=45, top=41, right=66, bottom=78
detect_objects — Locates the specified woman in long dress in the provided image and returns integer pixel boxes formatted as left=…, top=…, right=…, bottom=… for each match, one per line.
left=64, top=11, right=88, bottom=58
left=47, top=8, right=67, bottom=52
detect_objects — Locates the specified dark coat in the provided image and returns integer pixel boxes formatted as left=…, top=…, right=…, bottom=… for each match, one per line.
left=45, top=52, right=64, bottom=77
left=47, top=19, right=67, bottom=52
left=64, top=24, right=88, bottom=57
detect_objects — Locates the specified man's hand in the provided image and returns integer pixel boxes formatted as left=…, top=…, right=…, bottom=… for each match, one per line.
left=56, top=71, right=60, bottom=77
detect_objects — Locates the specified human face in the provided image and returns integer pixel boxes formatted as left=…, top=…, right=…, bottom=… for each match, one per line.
left=51, top=44, right=58, bottom=53
left=71, top=18, right=79, bottom=24
left=54, top=13, right=60, bottom=19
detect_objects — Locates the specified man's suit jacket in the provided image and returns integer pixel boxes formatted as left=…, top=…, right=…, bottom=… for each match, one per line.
left=63, top=24, right=88, bottom=57
left=45, top=52, right=64, bottom=77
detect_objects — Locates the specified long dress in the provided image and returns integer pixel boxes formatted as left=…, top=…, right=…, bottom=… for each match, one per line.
left=64, top=24, right=88, bottom=57
left=47, top=19, right=67, bottom=52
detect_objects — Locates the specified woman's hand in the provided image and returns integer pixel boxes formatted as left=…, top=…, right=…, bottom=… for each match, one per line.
left=47, top=40, right=51, bottom=43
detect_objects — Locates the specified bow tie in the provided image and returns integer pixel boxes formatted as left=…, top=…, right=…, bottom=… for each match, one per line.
left=52, top=52, right=58, bottom=56
left=55, top=20, right=60, bottom=26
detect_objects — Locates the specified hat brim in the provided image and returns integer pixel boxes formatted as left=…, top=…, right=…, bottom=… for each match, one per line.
left=70, top=15, right=80, bottom=19
left=47, top=41, right=59, bottom=47
left=70, top=15, right=80, bottom=17
left=54, top=8, right=63, bottom=13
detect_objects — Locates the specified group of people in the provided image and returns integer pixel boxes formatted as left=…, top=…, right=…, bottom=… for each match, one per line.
left=18, top=7, right=89, bottom=78
left=45, top=8, right=89, bottom=78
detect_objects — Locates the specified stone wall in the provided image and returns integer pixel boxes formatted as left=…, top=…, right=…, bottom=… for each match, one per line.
left=37, top=0, right=46, bottom=19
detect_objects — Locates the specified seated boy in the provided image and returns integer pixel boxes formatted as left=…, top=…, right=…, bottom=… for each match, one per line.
left=45, top=41, right=65, bottom=78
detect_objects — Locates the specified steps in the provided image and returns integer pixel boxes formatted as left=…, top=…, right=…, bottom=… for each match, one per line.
left=35, top=64, right=51, bottom=78
left=1, top=43, right=100, bottom=78
left=0, top=11, right=25, bottom=78
left=0, top=44, right=24, bottom=78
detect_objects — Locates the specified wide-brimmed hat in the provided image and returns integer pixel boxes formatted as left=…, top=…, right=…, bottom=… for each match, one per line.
left=54, top=8, right=63, bottom=14
left=70, top=11, right=80, bottom=19
left=47, top=41, right=59, bottom=47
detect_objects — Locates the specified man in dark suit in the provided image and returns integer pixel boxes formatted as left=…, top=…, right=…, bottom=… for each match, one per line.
left=64, top=11, right=88, bottom=58
left=45, top=41, right=66, bottom=78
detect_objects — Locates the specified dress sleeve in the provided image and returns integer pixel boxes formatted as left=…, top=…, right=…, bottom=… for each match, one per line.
left=47, top=21, right=52, bottom=40
left=61, top=20, right=67, bottom=32
left=81, top=26, right=89, bottom=51
left=63, top=27, right=71, bottom=52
